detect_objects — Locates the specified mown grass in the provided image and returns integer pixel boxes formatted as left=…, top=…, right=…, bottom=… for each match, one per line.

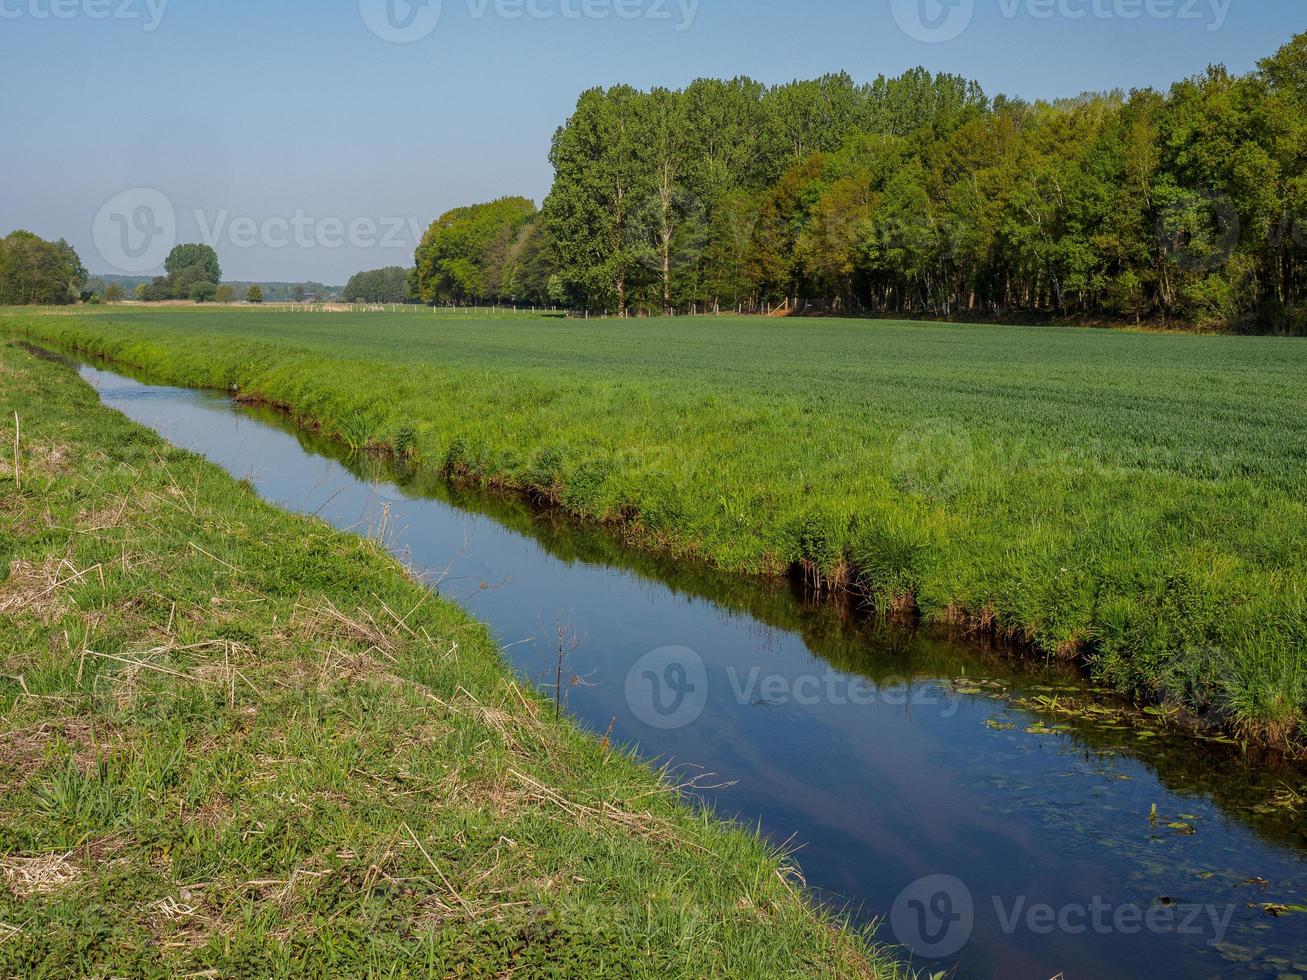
left=0, top=339, right=893, bottom=977
left=5, top=306, right=1306, bottom=749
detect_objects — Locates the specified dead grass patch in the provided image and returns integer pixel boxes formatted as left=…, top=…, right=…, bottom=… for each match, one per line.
left=0, top=556, right=72, bottom=623
left=5, top=439, right=74, bottom=480
left=88, top=639, right=258, bottom=711
left=0, top=549, right=158, bottom=625
left=1, top=852, right=80, bottom=898
left=502, top=767, right=713, bottom=856
left=293, top=600, right=400, bottom=659
left=0, top=718, right=120, bottom=790
left=74, top=492, right=154, bottom=533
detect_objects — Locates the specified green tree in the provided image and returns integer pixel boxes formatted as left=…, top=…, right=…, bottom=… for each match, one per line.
left=141, top=277, right=172, bottom=302
left=189, top=281, right=219, bottom=303
left=342, top=266, right=413, bottom=304
left=414, top=197, right=536, bottom=305
left=499, top=221, right=557, bottom=306
left=0, top=230, right=87, bottom=305
left=544, top=86, right=650, bottom=313
left=245, top=284, right=264, bottom=303
left=215, top=284, right=235, bottom=304
left=105, top=283, right=125, bottom=303
left=165, top=244, right=222, bottom=298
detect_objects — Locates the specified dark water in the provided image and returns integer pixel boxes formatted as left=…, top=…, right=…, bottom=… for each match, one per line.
left=57, top=352, right=1307, bottom=979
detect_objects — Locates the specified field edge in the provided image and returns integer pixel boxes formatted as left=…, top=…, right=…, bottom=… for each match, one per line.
left=0, top=338, right=898, bottom=978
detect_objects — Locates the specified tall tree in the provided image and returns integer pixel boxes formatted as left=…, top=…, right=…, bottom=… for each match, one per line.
left=0, top=231, right=86, bottom=305
left=544, top=86, right=649, bottom=314
left=414, top=197, right=536, bottom=304
left=164, top=243, right=222, bottom=297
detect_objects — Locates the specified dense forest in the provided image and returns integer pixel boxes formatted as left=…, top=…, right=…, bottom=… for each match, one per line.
left=414, top=31, right=1306, bottom=331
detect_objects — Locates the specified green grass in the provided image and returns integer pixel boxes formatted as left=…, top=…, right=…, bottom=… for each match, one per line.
left=5, top=305, right=1307, bottom=748
left=0, top=339, right=893, bottom=977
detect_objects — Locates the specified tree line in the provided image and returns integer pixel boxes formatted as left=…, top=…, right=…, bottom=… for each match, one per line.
left=5, top=32, right=1302, bottom=330
left=0, top=231, right=87, bottom=305
left=132, top=244, right=226, bottom=302
left=414, top=31, right=1306, bottom=332
left=341, top=266, right=415, bottom=304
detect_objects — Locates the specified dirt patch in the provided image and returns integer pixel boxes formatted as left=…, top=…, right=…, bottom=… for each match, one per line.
left=0, top=717, right=116, bottom=792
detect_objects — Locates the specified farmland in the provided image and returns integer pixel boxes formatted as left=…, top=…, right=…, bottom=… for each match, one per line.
left=5, top=306, right=1307, bottom=747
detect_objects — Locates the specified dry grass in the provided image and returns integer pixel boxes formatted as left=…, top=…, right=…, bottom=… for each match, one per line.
left=3, top=438, right=73, bottom=481
left=0, top=718, right=109, bottom=791
left=86, top=639, right=258, bottom=712
left=1, top=853, right=80, bottom=898
left=0, top=557, right=73, bottom=622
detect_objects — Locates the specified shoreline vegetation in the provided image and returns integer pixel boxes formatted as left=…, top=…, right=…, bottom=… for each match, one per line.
left=3, top=307, right=1304, bottom=758
left=0, top=339, right=893, bottom=976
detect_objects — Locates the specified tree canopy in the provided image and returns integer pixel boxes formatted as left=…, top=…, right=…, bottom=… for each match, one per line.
left=413, top=197, right=543, bottom=305
left=0, top=230, right=87, bottom=305
left=165, top=244, right=222, bottom=283
left=430, top=32, right=1306, bottom=331
left=342, top=266, right=414, bottom=304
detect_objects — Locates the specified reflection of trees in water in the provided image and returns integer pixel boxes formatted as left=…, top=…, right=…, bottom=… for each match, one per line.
left=145, top=380, right=1307, bottom=856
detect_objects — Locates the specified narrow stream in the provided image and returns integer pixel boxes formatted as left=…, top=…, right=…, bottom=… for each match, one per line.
left=54, top=350, right=1307, bottom=978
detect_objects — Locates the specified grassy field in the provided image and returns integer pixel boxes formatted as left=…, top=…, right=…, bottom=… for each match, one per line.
left=0, top=338, right=890, bottom=977
left=5, top=306, right=1307, bottom=748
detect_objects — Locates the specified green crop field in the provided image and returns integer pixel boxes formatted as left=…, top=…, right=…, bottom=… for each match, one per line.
left=6, top=306, right=1306, bottom=747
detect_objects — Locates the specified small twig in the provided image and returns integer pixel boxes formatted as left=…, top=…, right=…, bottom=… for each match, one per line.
left=188, top=542, right=240, bottom=574
left=88, top=650, right=196, bottom=681
left=402, top=823, right=472, bottom=916
left=0, top=674, right=30, bottom=697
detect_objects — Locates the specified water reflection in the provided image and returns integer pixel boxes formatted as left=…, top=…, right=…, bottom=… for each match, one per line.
left=58, top=350, right=1307, bottom=979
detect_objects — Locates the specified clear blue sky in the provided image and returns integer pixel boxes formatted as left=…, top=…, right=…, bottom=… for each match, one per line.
left=1, top=0, right=1299, bottom=284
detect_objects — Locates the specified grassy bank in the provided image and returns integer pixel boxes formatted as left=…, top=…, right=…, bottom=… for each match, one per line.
left=0, top=339, right=891, bottom=977
left=4, top=306, right=1306, bottom=749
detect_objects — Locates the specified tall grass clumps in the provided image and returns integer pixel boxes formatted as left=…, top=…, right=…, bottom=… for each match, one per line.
left=0, top=340, right=894, bottom=977
left=5, top=306, right=1307, bottom=750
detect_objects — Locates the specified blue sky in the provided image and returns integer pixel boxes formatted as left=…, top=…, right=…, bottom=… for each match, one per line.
left=0, top=0, right=1300, bottom=283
